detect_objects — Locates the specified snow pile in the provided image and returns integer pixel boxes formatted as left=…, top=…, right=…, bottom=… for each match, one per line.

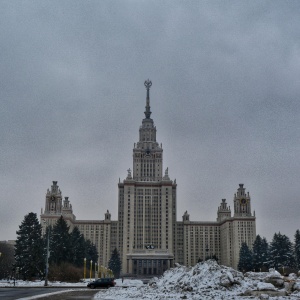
left=150, top=261, right=246, bottom=294
left=256, top=282, right=277, bottom=291
left=94, top=260, right=300, bottom=300
left=114, top=278, right=144, bottom=287
left=94, top=260, right=250, bottom=299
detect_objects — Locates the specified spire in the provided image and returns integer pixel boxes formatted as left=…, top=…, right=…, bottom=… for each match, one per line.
left=144, top=79, right=152, bottom=118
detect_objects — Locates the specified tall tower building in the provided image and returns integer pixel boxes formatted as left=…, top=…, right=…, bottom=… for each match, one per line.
left=117, top=80, right=176, bottom=275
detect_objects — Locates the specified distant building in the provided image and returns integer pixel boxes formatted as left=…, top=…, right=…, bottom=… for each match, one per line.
left=40, top=80, right=256, bottom=275
left=0, top=240, right=16, bottom=246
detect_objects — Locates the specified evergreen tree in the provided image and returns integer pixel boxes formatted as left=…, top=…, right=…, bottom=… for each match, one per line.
left=108, top=248, right=122, bottom=278
left=47, top=218, right=98, bottom=269
left=252, top=234, right=262, bottom=270
left=294, top=229, right=300, bottom=270
left=238, top=242, right=253, bottom=272
left=69, top=227, right=85, bottom=267
left=253, top=235, right=269, bottom=271
left=84, top=239, right=98, bottom=265
left=261, top=237, right=269, bottom=269
left=211, top=254, right=219, bottom=262
left=14, top=212, right=45, bottom=280
left=0, top=242, right=15, bottom=279
left=49, top=216, right=71, bottom=265
left=269, top=232, right=295, bottom=270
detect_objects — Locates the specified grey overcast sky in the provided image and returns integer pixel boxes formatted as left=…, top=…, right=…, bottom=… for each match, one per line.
left=1, top=1, right=300, bottom=242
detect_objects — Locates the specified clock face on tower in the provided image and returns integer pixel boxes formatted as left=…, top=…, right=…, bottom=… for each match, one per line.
left=240, top=198, right=246, bottom=205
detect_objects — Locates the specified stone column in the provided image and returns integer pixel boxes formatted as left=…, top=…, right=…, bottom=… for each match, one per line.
left=128, top=258, right=133, bottom=274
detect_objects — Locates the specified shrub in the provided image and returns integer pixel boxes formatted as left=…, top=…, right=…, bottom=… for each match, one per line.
left=48, top=263, right=82, bottom=282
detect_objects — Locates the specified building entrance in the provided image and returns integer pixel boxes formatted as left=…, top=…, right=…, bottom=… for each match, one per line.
left=133, top=259, right=169, bottom=276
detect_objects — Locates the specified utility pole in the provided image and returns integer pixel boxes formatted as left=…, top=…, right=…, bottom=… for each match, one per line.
left=43, top=220, right=50, bottom=287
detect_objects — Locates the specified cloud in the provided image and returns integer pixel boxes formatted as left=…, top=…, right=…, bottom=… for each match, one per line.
left=1, top=1, right=300, bottom=242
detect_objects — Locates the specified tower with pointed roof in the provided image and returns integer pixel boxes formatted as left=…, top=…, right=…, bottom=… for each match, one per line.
left=117, top=80, right=177, bottom=275
left=234, top=184, right=252, bottom=217
left=132, top=79, right=163, bottom=182
left=40, top=181, right=76, bottom=234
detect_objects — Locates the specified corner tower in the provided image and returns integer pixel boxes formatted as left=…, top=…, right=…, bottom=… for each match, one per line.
left=40, top=181, right=75, bottom=234
left=43, top=181, right=62, bottom=216
left=234, top=184, right=252, bottom=217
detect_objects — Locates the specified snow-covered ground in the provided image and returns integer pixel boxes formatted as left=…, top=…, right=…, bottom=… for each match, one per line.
left=0, top=279, right=86, bottom=287
left=1, top=261, right=300, bottom=300
left=94, top=260, right=300, bottom=300
left=0, top=278, right=143, bottom=300
left=0, top=278, right=143, bottom=288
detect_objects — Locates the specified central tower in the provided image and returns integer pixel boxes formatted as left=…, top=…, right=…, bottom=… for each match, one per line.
left=117, top=80, right=177, bottom=276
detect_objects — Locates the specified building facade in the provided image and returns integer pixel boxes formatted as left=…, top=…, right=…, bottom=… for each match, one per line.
left=40, top=80, right=256, bottom=274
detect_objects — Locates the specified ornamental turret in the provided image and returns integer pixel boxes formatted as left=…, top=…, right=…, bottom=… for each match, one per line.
left=62, top=197, right=73, bottom=216
left=233, top=184, right=252, bottom=217
left=217, top=199, right=231, bottom=221
left=44, top=181, right=62, bottom=214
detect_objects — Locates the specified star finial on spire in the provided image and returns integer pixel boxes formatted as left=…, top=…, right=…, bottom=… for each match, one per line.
left=144, top=79, right=152, bottom=90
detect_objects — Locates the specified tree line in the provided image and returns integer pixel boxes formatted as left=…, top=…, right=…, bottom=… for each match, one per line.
left=238, top=230, right=300, bottom=273
left=14, top=212, right=98, bottom=280
left=0, top=242, right=15, bottom=279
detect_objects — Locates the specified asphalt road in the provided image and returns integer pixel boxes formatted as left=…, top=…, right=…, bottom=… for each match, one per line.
left=0, top=288, right=102, bottom=300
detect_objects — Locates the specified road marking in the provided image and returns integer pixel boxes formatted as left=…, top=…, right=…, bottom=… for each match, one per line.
left=17, top=289, right=74, bottom=300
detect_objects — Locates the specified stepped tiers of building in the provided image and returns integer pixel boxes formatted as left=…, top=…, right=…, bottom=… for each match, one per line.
left=40, top=80, right=256, bottom=276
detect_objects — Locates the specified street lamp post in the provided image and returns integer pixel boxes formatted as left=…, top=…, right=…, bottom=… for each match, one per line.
left=16, top=267, right=19, bottom=280
left=84, top=258, right=86, bottom=280
left=43, top=220, right=50, bottom=287
left=90, top=260, right=93, bottom=280
left=100, top=265, right=103, bottom=279
left=95, top=263, right=98, bottom=279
